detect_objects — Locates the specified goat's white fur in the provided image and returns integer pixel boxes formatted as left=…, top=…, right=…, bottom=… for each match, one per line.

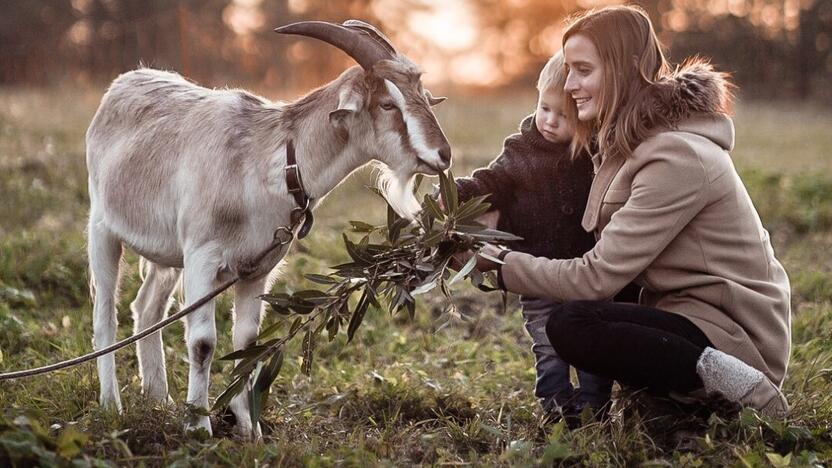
left=384, top=79, right=441, bottom=170
left=86, top=64, right=449, bottom=439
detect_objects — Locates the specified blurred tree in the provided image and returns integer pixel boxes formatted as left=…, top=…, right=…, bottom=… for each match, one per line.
left=0, top=0, right=76, bottom=84
left=0, top=0, right=829, bottom=100
left=796, top=0, right=832, bottom=99
left=0, top=0, right=382, bottom=89
left=660, top=0, right=832, bottom=99
left=459, top=0, right=579, bottom=87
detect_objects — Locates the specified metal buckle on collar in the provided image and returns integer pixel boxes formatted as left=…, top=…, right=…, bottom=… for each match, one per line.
left=290, top=198, right=313, bottom=239
left=290, top=198, right=309, bottom=223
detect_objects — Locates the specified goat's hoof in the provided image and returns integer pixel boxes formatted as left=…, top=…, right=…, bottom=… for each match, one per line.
left=233, top=421, right=262, bottom=442
left=184, top=417, right=213, bottom=438
left=99, top=395, right=123, bottom=414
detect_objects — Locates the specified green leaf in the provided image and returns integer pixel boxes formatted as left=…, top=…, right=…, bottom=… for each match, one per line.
left=455, top=194, right=490, bottom=219
left=420, top=207, right=434, bottom=233
left=410, top=279, right=437, bottom=296
left=228, top=340, right=280, bottom=377
left=326, top=315, right=340, bottom=341
left=456, top=199, right=493, bottom=224
left=293, top=289, right=337, bottom=305
left=478, top=252, right=506, bottom=265
left=447, top=169, right=459, bottom=213
left=405, top=298, right=416, bottom=319
left=219, top=344, right=269, bottom=361
left=349, top=221, right=376, bottom=233
left=422, top=229, right=445, bottom=247
left=289, top=317, right=304, bottom=335
left=260, top=293, right=293, bottom=314
left=249, top=350, right=284, bottom=430
left=458, top=227, right=523, bottom=242
left=365, top=285, right=382, bottom=309
left=256, top=321, right=284, bottom=341
left=387, top=205, right=402, bottom=243
left=449, top=255, right=478, bottom=285
left=301, top=328, right=315, bottom=375
left=347, top=288, right=370, bottom=343
left=343, top=233, right=372, bottom=264
left=260, top=292, right=291, bottom=306
left=213, top=376, right=247, bottom=411
left=423, top=194, right=445, bottom=221
left=438, top=171, right=458, bottom=215
left=305, top=273, right=339, bottom=285
left=387, top=216, right=411, bottom=245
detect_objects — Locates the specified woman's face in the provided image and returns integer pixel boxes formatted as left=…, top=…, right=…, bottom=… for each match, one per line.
left=563, top=34, right=604, bottom=122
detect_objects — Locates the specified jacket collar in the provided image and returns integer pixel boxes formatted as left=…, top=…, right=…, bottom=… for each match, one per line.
left=581, top=154, right=625, bottom=232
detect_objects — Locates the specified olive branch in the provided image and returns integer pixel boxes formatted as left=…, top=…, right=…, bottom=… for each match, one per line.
left=212, top=171, right=521, bottom=435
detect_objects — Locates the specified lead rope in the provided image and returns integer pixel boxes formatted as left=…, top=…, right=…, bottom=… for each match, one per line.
left=0, top=226, right=297, bottom=381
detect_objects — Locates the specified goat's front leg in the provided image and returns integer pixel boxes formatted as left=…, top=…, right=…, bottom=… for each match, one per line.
left=182, top=248, right=221, bottom=435
left=228, top=276, right=267, bottom=440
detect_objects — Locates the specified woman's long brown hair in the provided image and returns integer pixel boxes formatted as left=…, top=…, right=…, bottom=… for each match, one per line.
left=563, top=5, right=671, bottom=160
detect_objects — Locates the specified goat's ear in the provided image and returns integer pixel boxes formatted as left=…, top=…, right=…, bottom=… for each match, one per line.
left=329, top=90, right=363, bottom=126
left=425, top=89, right=446, bottom=106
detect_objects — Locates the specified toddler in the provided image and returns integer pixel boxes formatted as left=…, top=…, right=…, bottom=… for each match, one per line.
left=455, top=51, right=613, bottom=420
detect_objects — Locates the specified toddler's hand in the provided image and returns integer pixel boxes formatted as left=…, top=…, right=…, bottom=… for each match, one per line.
left=477, top=209, right=500, bottom=229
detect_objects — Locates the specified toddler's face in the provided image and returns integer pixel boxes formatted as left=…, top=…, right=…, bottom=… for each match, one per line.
left=535, top=87, right=572, bottom=143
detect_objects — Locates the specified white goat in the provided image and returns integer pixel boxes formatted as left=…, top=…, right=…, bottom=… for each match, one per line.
left=85, top=20, right=451, bottom=438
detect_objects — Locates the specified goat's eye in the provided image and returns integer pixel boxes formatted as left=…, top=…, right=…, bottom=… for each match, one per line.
left=380, top=102, right=396, bottom=111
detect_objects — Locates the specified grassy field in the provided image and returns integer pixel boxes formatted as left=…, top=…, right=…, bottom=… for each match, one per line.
left=1, top=86, right=831, bottom=466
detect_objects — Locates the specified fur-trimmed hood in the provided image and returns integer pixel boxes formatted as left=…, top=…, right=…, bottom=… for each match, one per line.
left=640, top=58, right=736, bottom=150
left=644, top=58, right=734, bottom=124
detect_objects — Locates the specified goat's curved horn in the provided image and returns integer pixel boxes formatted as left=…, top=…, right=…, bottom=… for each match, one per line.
left=275, top=20, right=397, bottom=71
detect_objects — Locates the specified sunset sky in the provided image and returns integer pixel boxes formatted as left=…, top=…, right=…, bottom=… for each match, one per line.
left=220, top=0, right=810, bottom=86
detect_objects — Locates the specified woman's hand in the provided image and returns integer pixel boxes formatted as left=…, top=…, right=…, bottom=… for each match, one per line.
left=453, top=243, right=505, bottom=273
left=476, top=243, right=506, bottom=271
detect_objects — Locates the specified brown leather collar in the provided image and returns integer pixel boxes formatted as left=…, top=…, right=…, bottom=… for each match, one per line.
left=285, top=139, right=314, bottom=239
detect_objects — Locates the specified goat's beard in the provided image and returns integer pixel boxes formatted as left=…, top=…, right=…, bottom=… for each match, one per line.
left=376, top=164, right=421, bottom=220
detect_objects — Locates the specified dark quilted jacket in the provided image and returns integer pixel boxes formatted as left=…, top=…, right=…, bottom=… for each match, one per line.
left=455, top=114, right=595, bottom=260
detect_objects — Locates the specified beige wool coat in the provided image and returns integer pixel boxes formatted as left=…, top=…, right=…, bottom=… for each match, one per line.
left=500, top=64, right=791, bottom=386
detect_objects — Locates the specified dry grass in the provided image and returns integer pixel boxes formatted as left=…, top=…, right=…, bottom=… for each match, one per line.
left=1, top=87, right=831, bottom=466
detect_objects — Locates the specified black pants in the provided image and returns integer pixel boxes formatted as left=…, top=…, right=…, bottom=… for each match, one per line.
left=545, top=301, right=714, bottom=394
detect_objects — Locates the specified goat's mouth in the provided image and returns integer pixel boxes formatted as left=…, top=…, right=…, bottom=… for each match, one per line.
left=417, top=157, right=449, bottom=175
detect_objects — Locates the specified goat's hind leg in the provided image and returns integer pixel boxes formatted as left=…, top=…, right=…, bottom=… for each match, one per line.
left=88, top=218, right=124, bottom=412
left=132, top=259, right=181, bottom=403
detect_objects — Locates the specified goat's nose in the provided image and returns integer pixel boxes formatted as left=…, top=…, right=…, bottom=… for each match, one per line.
left=438, top=146, right=451, bottom=167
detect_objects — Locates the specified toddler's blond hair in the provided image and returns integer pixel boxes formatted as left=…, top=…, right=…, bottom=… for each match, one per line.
left=536, top=50, right=566, bottom=94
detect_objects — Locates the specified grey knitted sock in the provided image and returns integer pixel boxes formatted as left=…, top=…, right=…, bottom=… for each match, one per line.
left=695, top=347, right=763, bottom=401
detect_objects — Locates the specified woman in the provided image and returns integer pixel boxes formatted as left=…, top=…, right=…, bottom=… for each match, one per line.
left=471, top=5, right=791, bottom=417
